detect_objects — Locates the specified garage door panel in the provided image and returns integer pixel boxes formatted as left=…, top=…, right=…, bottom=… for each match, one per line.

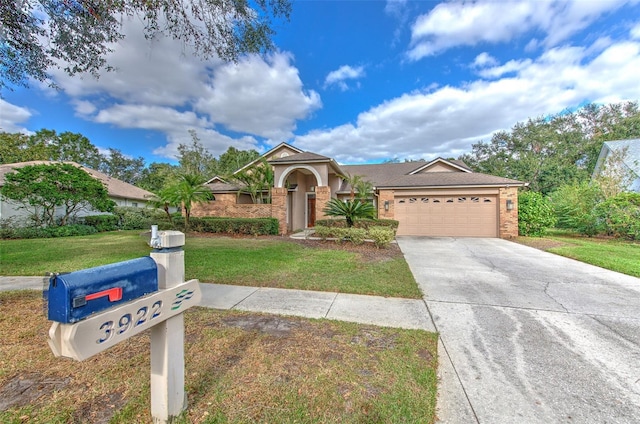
left=395, top=195, right=498, bottom=237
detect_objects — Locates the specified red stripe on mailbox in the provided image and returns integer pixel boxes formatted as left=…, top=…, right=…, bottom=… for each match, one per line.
left=85, top=287, right=123, bottom=302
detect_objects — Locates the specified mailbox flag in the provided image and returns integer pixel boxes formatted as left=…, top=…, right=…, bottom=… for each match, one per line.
left=72, top=287, right=123, bottom=308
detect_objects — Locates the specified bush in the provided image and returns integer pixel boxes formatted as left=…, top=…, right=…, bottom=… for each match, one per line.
left=518, top=191, right=556, bottom=237
left=43, top=224, right=97, bottom=237
left=347, top=228, right=367, bottom=245
left=549, top=182, right=603, bottom=236
left=315, top=218, right=399, bottom=230
left=313, top=225, right=333, bottom=241
left=114, top=207, right=166, bottom=230
left=188, top=217, right=279, bottom=236
left=367, top=226, right=395, bottom=249
left=1, top=224, right=98, bottom=239
left=82, top=214, right=119, bottom=232
left=593, top=192, right=640, bottom=240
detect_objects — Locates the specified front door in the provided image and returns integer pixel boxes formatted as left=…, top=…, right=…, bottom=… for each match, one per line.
left=307, top=194, right=316, bottom=228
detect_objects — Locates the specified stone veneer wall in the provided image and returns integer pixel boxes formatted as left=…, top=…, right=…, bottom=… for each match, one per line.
left=499, top=187, right=519, bottom=239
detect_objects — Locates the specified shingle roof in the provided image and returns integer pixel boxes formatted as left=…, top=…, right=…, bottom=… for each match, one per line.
left=340, top=162, right=424, bottom=186
left=379, top=172, right=526, bottom=188
left=0, top=161, right=154, bottom=201
left=268, top=151, right=333, bottom=163
left=205, top=181, right=243, bottom=192
left=338, top=161, right=524, bottom=191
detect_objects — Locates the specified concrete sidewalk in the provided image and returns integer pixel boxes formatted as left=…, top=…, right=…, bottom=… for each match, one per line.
left=0, top=276, right=435, bottom=332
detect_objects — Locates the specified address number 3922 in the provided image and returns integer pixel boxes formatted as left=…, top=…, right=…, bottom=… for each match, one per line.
left=97, top=300, right=162, bottom=344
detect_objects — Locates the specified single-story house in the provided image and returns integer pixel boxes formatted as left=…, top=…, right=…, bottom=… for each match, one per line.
left=192, top=143, right=527, bottom=238
left=592, top=138, right=640, bottom=192
left=0, top=161, right=155, bottom=222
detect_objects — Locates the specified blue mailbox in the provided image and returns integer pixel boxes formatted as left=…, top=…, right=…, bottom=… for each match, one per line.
left=46, top=257, right=158, bottom=323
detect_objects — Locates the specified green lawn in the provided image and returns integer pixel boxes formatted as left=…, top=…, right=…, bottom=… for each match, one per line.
left=516, top=230, right=640, bottom=278
left=0, top=231, right=421, bottom=298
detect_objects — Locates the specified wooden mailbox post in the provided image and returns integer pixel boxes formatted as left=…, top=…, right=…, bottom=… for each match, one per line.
left=47, top=227, right=200, bottom=423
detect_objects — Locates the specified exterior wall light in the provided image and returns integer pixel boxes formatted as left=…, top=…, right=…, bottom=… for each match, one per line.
left=384, top=200, right=390, bottom=211
left=506, top=199, right=514, bottom=211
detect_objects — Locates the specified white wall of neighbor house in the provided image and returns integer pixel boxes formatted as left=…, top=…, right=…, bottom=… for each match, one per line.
left=0, top=195, right=151, bottom=223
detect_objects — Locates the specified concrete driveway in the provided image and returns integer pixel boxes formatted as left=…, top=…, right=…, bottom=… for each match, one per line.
left=397, top=237, right=640, bottom=424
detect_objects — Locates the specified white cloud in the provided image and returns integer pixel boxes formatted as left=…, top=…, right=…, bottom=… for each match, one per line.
left=194, top=53, right=321, bottom=141
left=43, top=17, right=319, bottom=159
left=472, top=52, right=498, bottom=68
left=408, top=0, right=630, bottom=60
left=0, top=100, right=33, bottom=133
left=324, top=65, right=365, bottom=91
left=295, top=38, right=640, bottom=163
left=631, top=23, right=640, bottom=39
left=89, top=103, right=257, bottom=159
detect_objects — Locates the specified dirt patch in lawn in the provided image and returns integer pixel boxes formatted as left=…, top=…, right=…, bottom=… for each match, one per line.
left=1, top=290, right=437, bottom=423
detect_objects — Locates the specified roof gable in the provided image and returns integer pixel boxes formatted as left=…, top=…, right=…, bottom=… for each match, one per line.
left=231, top=142, right=303, bottom=176
left=409, top=158, right=472, bottom=175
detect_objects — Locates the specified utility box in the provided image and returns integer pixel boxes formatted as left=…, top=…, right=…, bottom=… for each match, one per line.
left=46, top=257, right=158, bottom=323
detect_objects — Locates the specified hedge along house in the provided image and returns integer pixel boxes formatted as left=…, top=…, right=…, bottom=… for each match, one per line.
left=191, top=143, right=527, bottom=238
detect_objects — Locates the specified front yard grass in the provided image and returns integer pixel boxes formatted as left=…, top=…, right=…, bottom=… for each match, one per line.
left=0, top=290, right=438, bottom=423
left=0, top=231, right=422, bottom=298
left=516, top=230, right=640, bottom=278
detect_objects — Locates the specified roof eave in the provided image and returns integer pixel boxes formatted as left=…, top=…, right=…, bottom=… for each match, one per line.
left=377, top=182, right=527, bottom=189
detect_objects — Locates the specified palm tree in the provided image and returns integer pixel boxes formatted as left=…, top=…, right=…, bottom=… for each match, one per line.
left=322, top=198, right=374, bottom=227
left=229, top=158, right=274, bottom=204
left=147, top=186, right=180, bottom=224
left=340, top=172, right=373, bottom=201
left=165, top=174, right=213, bottom=230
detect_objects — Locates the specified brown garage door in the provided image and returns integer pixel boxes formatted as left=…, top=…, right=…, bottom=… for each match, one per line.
left=395, top=195, right=498, bottom=237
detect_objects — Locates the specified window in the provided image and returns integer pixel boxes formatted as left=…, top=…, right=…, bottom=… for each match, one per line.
left=409, top=197, right=417, bottom=203
left=446, top=198, right=454, bottom=203
left=483, top=198, right=493, bottom=203
left=457, top=197, right=466, bottom=203
left=421, top=197, right=429, bottom=203
left=471, top=197, right=480, bottom=202
left=398, top=199, right=406, bottom=204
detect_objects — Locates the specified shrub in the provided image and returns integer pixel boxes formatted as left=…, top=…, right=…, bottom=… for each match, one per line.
left=313, top=225, right=333, bottom=241
left=82, top=214, right=119, bottom=232
left=322, top=198, right=375, bottom=227
left=518, top=191, right=557, bottom=237
left=315, top=218, right=399, bottom=230
left=549, top=182, right=603, bottom=236
left=346, top=227, right=367, bottom=245
left=188, top=218, right=279, bottom=236
left=114, top=207, right=166, bottom=230
left=367, top=226, right=395, bottom=249
left=593, top=192, right=640, bottom=240
left=43, top=224, right=97, bottom=237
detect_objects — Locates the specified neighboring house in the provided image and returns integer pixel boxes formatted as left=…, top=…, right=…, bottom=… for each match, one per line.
left=0, top=161, right=155, bottom=222
left=592, top=138, right=640, bottom=192
left=193, top=143, right=527, bottom=238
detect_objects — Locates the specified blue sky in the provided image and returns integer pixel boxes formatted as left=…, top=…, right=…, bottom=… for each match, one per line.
left=2, top=0, right=640, bottom=166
